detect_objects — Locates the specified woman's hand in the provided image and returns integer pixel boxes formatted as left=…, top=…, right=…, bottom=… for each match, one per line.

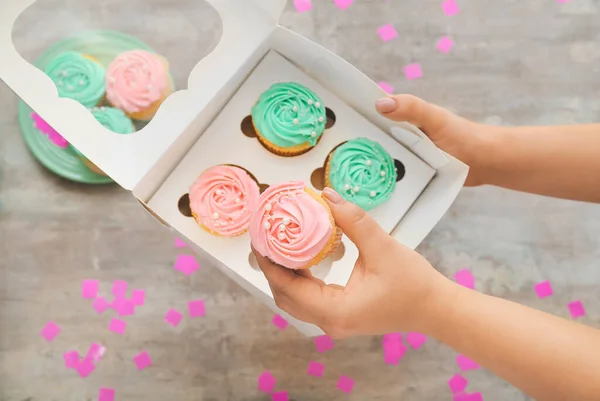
left=253, top=187, right=454, bottom=338
left=375, top=94, right=493, bottom=186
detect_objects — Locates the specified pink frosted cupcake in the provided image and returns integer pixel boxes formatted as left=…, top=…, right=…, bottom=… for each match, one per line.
left=189, top=165, right=260, bottom=237
left=105, top=50, right=174, bottom=121
left=249, top=181, right=341, bottom=270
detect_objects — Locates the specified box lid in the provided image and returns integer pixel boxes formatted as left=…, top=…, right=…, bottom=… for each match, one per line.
left=0, top=0, right=286, bottom=189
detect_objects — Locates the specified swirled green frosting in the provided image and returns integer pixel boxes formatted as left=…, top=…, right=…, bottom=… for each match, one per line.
left=251, top=82, right=326, bottom=148
left=328, top=138, right=397, bottom=210
left=70, top=107, right=134, bottom=156
left=44, top=51, right=106, bottom=108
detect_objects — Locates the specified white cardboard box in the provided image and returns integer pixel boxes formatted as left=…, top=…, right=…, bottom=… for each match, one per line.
left=0, top=0, right=468, bottom=337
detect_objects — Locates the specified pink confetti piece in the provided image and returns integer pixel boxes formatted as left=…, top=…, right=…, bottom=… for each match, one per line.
left=448, top=373, right=468, bottom=393
left=337, top=375, right=355, bottom=394
left=437, top=36, right=454, bottom=53
left=568, top=300, right=586, bottom=319
left=41, top=321, right=61, bottom=342
left=404, top=63, right=423, bottom=80
left=131, top=289, right=146, bottom=306
left=272, top=392, right=288, bottom=401
left=133, top=351, right=152, bottom=370
left=109, top=318, right=127, bottom=335
left=378, top=81, right=394, bottom=94
left=82, top=280, right=99, bottom=299
left=333, top=0, right=353, bottom=9
left=272, top=314, right=288, bottom=330
left=383, top=339, right=407, bottom=365
left=314, top=335, right=334, bottom=353
left=92, top=296, right=110, bottom=315
left=454, top=269, right=475, bottom=289
left=165, top=308, right=183, bottom=327
left=98, top=388, right=115, bottom=401
left=307, top=361, right=325, bottom=377
left=258, top=371, right=276, bottom=393
left=63, top=350, right=80, bottom=369
left=188, top=299, right=206, bottom=318
left=456, top=354, right=480, bottom=371
left=383, top=332, right=402, bottom=343
left=377, top=24, right=398, bottom=42
left=174, top=237, right=187, bottom=248
left=405, top=332, right=427, bottom=349
left=174, top=254, right=200, bottom=276
left=76, top=359, right=96, bottom=378
left=534, top=281, right=553, bottom=298
left=293, top=0, right=312, bottom=12
left=117, top=299, right=136, bottom=317
left=454, top=393, right=484, bottom=401
left=442, top=0, right=459, bottom=16
left=85, top=343, right=106, bottom=363
left=112, top=280, right=128, bottom=297
left=31, top=112, right=68, bottom=148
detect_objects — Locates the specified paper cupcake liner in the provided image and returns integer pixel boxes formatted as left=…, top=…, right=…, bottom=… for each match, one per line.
left=252, top=119, right=322, bottom=157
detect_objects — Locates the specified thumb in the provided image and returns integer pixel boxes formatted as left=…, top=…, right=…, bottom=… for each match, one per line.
left=375, top=94, right=452, bottom=138
left=321, top=187, right=389, bottom=257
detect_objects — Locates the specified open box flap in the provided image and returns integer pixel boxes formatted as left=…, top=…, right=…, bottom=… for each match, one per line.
left=0, top=0, right=286, bottom=190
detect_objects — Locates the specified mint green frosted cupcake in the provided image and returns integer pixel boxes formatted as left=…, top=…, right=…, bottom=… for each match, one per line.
left=44, top=51, right=106, bottom=108
left=71, top=107, right=135, bottom=176
left=325, top=138, right=397, bottom=211
left=251, top=82, right=327, bottom=156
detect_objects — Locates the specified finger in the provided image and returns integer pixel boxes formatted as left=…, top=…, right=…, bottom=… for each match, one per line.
left=375, top=94, right=452, bottom=138
left=252, top=247, right=335, bottom=324
left=321, top=188, right=389, bottom=258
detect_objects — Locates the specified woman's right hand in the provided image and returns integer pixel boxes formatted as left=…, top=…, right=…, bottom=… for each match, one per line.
left=375, top=94, right=494, bottom=186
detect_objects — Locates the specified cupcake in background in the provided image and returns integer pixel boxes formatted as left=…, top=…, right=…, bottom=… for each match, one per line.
left=189, top=165, right=260, bottom=237
left=251, top=82, right=327, bottom=157
left=105, top=50, right=174, bottom=121
left=44, top=51, right=106, bottom=108
left=325, top=137, right=397, bottom=211
left=71, top=107, right=135, bottom=176
left=249, top=181, right=341, bottom=270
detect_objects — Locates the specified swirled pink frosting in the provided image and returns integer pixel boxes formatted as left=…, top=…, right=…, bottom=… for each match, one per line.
left=105, top=50, right=168, bottom=113
left=249, top=181, right=333, bottom=269
left=189, top=165, right=260, bottom=237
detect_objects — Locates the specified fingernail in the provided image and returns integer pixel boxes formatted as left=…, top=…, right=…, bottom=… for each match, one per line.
left=323, top=187, right=343, bottom=204
left=375, top=97, right=396, bottom=113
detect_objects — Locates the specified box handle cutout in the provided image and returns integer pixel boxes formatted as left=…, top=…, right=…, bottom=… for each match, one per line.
left=394, top=159, right=406, bottom=181
left=178, top=194, right=193, bottom=217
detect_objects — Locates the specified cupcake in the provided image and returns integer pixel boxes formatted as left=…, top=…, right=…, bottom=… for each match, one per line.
left=249, top=181, right=341, bottom=270
left=105, top=50, right=174, bottom=121
left=251, top=82, right=327, bottom=156
left=71, top=107, right=135, bottom=176
left=189, top=165, right=260, bottom=237
left=44, top=51, right=106, bottom=108
left=325, top=137, right=397, bottom=211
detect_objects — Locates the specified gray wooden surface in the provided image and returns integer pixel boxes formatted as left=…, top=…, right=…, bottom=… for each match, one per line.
left=2, top=1, right=600, bottom=400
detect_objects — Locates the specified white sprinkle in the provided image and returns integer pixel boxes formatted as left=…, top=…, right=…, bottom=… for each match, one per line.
left=283, top=218, right=290, bottom=225
left=293, top=118, right=299, bottom=125
left=109, top=77, right=116, bottom=83
left=308, top=99, right=313, bottom=105
left=147, top=84, right=152, bottom=90
left=292, top=106, right=298, bottom=112
left=100, top=107, right=106, bottom=111
left=217, top=189, right=225, bottom=195
left=61, top=71, right=68, bottom=77
left=212, top=212, right=219, bottom=219
left=57, top=82, right=63, bottom=87
left=265, top=203, right=272, bottom=211
left=344, top=184, right=351, bottom=191
left=264, top=222, right=271, bottom=229
left=318, top=116, right=325, bottom=122
left=235, top=198, right=241, bottom=204
left=278, top=233, right=286, bottom=240
left=311, top=131, right=317, bottom=138
left=67, top=85, right=74, bottom=91
left=366, top=160, right=372, bottom=166
left=370, top=191, right=377, bottom=198
left=380, top=171, right=386, bottom=177
left=315, top=102, right=321, bottom=108
left=278, top=224, right=285, bottom=232
left=353, top=186, right=360, bottom=193
left=78, top=80, right=85, bottom=86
